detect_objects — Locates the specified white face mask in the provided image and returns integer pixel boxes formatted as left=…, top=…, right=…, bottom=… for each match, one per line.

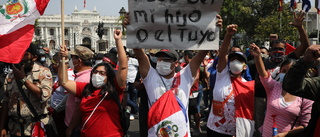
left=229, top=59, right=244, bottom=74
left=69, top=59, right=79, bottom=70
left=156, top=61, right=173, bottom=76
left=68, top=59, right=75, bottom=70
left=179, top=58, right=185, bottom=63
left=92, top=74, right=106, bottom=88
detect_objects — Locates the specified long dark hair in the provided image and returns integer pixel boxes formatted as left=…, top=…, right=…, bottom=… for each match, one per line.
left=82, top=62, right=116, bottom=99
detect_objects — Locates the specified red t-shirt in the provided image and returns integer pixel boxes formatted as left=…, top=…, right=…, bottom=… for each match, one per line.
left=76, top=81, right=124, bottom=137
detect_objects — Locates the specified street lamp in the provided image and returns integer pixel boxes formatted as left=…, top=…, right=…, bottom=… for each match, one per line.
left=119, top=7, right=126, bottom=34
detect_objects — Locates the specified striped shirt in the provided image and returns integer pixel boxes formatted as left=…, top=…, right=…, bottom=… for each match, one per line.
left=259, top=75, right=313, bottom=137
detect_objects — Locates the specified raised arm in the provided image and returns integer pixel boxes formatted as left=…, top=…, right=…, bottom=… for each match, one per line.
left=58, top=45, right=77, bottom=95
left=283, top=45, right=320, bottom=102
left=114, top=29, right=128, bottom=88
left=217, top=24, right=237, bottom=72
left=133, top=49, right=150, bottom=79
left=250, top=43, right=268, bottom=78
left=290, top=11, right=310, bottom=58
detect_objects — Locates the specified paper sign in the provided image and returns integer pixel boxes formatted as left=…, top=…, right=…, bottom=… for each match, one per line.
left=127, top=0, right=224, bottom=50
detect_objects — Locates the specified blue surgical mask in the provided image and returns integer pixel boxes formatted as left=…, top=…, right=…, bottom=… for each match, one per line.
left=40, top=57, right=46, bottom=62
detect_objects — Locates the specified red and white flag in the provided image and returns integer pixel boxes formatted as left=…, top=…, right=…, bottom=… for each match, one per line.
left=0, top=0, right=50, bottom=64
left=148, top=91, right=190, bottom=137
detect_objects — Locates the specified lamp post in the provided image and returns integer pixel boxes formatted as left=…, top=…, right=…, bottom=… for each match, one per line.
left=119, top=7, right=126, bottom=34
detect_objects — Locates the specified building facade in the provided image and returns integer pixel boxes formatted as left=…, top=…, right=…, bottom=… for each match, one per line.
left=34, top=6, right=126, bottom=54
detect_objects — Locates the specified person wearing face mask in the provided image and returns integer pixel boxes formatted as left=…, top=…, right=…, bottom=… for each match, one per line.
left=250, top=43, right=313, bottom=137
left=123, top=11, right=223, bottom=136
left=64, top=45, right=94, bottom=137
left=206, top=24, right=256, bottom=137
left=0, top=43, right=53, bottom=137
left=253, top=11, right=311, bottom=137
left=57, top=29, right=127, bottom=137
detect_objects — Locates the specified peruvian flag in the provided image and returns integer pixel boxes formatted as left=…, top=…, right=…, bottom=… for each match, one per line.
left=0, top=0, right=50, bottom=64
left=148, top=91, right=190, bottom=137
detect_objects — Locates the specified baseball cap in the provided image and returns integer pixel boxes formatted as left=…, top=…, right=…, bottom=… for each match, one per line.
left=155, top=49, right=179, bottom=61
left=228, top=51, right=247, bottom=64
left=69, top=46, right=94, bottom=61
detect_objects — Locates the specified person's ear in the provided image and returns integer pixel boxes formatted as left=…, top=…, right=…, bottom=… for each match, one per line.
left=243, top=64, right=248, bottom=70
left=174, top=61, right=179, bottom=67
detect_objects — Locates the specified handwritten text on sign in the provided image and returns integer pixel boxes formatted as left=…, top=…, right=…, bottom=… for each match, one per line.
left=127, top=0, right=224, bottom=50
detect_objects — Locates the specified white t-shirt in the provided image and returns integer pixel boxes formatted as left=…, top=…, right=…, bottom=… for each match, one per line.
left=207, top=66, right=247, bottom=136
left=143, top=64, right=194, bottom=108
left=127, top=57, right=139, bottom=83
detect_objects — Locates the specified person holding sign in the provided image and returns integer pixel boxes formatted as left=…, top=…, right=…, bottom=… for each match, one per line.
left=206, top=24, right=255, bottom=137
left=124, top=13, right=222, bottom=137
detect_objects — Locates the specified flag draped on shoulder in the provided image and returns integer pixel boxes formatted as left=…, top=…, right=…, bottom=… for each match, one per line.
left=148, top=91, right=190, bottom=137
left=0, top=0, right=50, bottom=64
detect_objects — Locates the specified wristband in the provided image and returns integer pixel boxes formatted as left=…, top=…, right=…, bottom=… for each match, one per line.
left=60, top=59, right=69, bottom=63
left=20, top=77, right=28, bottom=84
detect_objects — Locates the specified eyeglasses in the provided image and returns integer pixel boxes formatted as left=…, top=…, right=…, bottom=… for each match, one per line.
left=92, top=69, right=107, bottom=76
left=157, top=57, right=174, bottom=62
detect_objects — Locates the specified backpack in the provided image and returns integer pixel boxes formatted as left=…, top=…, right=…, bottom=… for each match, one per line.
left=113, top=92, right=130, bottom=136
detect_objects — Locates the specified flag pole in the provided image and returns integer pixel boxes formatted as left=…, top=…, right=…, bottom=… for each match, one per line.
left=61, top=0, right=66, bottom=84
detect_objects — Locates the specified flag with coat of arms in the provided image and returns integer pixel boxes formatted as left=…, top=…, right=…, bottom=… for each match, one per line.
left=148, top=90, right=190, bottom=137
left=0, top=0, right=50, bottom=64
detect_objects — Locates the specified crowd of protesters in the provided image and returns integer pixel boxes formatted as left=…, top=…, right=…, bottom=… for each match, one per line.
left=0, top=10, right=320, bottom=137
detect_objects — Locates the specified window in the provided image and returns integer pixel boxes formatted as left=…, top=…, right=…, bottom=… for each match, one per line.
left=35, top=29, right=40, bottom=36
left=99, top=41, right=108, bottom=51
left=49, top=28, right=54, bottom=35
left=65, top=29, right=69, bottom=36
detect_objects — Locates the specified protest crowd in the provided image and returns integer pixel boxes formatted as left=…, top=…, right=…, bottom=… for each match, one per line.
left=1, top=0, right=320, bottom=137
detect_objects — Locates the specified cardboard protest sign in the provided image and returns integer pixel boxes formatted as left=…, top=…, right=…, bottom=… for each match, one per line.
left=127, top=0, right=224, bottom=50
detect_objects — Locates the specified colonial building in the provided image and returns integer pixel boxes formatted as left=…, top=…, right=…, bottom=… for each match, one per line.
left=34, top=6, right=126, bottom=54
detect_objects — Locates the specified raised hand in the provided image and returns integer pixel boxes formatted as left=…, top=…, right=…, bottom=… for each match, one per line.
left=289, top=10, right=305, bottom=28
left=59, top=45, right=68, bottom=58
left=303, top=45, right=320, bottom=63
left=123, top=13, right=130, bottom=27
left=11, top=64, right=25, bottom=80
left=226, top=24, right=237, bottom=36
left=114, top=29, right=122, bottom=40
left=216, top=14, right=223, bottom=28
left=249, top=43, right=261, bottom=58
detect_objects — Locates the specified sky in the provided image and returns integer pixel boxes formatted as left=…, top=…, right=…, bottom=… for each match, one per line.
left=0, top=0, right=129, bottom=16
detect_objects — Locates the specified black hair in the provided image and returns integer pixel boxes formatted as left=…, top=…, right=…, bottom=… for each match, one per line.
left=184, top=50, right=195, bottom=58
left=104, top=53, right=118, bottom=68
left=260, top=47, right=269, bottom=51
left=270, top=39, right=286, bottom=48
left=82, top=62, right=117, bottom=99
